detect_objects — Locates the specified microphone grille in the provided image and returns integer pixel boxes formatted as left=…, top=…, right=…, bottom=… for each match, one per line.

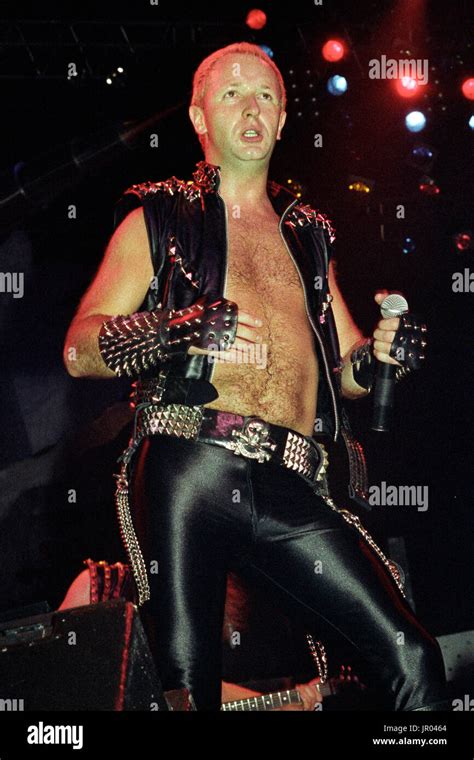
left=380, top=294, right=409, bottom=318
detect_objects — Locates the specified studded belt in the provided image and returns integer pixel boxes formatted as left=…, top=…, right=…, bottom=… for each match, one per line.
left=133, top=403, right=329, bottom=488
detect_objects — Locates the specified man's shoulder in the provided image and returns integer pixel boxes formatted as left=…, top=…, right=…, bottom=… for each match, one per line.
left=113, top=172, right=205, bottom=229
left=120, top=163, right=217, bottom=204
left=285, top=200, right=336, bottom=245
left=121, top=174, right=192, bottom=201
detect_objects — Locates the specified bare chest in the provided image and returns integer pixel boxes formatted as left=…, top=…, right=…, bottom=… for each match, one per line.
left=206, top=213, right=318, bottom=435
left=225, top=216, right=302, bottom=300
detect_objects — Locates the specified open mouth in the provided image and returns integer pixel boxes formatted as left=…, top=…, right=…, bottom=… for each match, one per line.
left=241, top=128, right=263, bottom=142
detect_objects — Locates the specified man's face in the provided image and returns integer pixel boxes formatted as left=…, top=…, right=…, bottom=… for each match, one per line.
left=190, top=53, right=287, bottom=165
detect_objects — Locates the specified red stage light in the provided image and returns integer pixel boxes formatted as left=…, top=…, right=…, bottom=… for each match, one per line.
left=322, top=40, right=345, bottom=63
left=419, top=176, right=440, bottom=196
left=246, top=9, right=267, bottom=30
left=461, top=77, right=474, bottom=100
left=454, top=231, right=473, bottom=251
left=395, top=76, right=419, bottom=98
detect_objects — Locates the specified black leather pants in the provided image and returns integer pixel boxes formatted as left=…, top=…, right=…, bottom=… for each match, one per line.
left=129, top=429, right=447, bottom=712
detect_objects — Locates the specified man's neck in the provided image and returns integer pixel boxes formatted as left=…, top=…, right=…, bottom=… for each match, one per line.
left=204, top=154, right=274, bottom=213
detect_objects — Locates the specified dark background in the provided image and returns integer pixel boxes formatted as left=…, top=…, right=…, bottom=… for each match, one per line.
left=0, top=0, right=472, bottom=649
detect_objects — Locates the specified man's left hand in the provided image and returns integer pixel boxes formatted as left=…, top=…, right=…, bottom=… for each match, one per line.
left=372, top=291, right=427, bottom=369
left=372, top=292, right=402, bottom=365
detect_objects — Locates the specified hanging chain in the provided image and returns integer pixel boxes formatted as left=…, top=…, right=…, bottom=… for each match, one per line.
left=114, top=460, right=150, bottom=606
left=320, top=494, right=406, bottom=597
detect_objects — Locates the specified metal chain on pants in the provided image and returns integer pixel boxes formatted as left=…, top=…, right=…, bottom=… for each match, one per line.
left=319, top=494, right=406, bottom=597
left=114, top=454, right=151, bottom=607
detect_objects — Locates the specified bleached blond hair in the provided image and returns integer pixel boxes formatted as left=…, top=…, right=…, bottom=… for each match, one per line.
left=190, top=42, right=287, bottom=150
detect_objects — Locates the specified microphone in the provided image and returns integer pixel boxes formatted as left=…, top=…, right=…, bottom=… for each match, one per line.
left=371, top=294, right=409, bottom=432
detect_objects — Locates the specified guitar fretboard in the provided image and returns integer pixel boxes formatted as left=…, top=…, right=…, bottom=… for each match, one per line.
left=221, top=682, right=331, bottom=712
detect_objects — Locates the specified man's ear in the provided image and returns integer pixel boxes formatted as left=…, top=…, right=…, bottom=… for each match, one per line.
left=189, top=105, right=208, bottom=139
left=276, top=110, right=287, bottom=141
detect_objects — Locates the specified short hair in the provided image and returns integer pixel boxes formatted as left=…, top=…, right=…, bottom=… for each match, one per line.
left=191, top=42, right=287, bottom=151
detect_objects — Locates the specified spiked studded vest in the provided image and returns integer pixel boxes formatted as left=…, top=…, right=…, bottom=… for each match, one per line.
left=113, top=160, right=345, bottom=441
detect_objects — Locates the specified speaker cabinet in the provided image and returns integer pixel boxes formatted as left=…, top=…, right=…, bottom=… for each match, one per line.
left=0, top=600, right=168, bottom=711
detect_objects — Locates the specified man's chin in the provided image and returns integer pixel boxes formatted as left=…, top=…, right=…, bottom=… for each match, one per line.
left=207, top=142, right=275, bottom=166
left=232, top=142, right=275, bottom=162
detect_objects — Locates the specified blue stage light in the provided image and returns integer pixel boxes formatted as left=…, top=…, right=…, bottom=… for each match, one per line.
left=259, top=45, right=274, bottom=58
left=327, top=75, right=348, bottom=96
left=405, top=111, right=426, bottom=132
left=411, top=145, right=433, bottom=162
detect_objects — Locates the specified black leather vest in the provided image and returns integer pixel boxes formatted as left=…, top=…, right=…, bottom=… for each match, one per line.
left=114, top=160, right=345, bottom=441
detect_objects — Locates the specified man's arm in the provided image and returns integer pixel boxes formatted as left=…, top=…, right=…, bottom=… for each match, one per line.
left=328, top=265, right=420, bottom=400
left=64, top=205, right=257, bottom=380
left=63, top=207, right=154, bottom=378
left=327, top=261, right=369, bottom=399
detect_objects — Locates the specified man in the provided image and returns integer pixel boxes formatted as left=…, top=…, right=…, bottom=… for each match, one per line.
left=63, top=42, right=447, bottom=711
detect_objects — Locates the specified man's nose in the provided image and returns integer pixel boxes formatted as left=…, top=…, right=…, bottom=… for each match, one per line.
left=243, top=95, right=260, bottom=117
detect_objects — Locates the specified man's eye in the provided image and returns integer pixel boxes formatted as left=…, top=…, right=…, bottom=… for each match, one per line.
left=260, top=92, right=273, bottom=100
left=224, top=90, right=237, bottom=98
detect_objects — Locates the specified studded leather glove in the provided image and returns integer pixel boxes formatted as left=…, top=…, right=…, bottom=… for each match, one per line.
left=98, top=295, right=238, bottom=378
left=351, top=314, right=427, bottom=392
left=388, top=313, right=428, bottom=379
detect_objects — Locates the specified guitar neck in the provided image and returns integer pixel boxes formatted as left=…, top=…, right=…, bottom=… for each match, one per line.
left=221, top=682, right=332, bottom=712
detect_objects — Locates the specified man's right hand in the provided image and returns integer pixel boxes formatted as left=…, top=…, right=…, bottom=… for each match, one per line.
left=189, top=304, right=263, bottom=359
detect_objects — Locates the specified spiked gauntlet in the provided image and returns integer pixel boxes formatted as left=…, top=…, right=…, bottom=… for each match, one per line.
left=98, top=295, right=238, bottom=378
